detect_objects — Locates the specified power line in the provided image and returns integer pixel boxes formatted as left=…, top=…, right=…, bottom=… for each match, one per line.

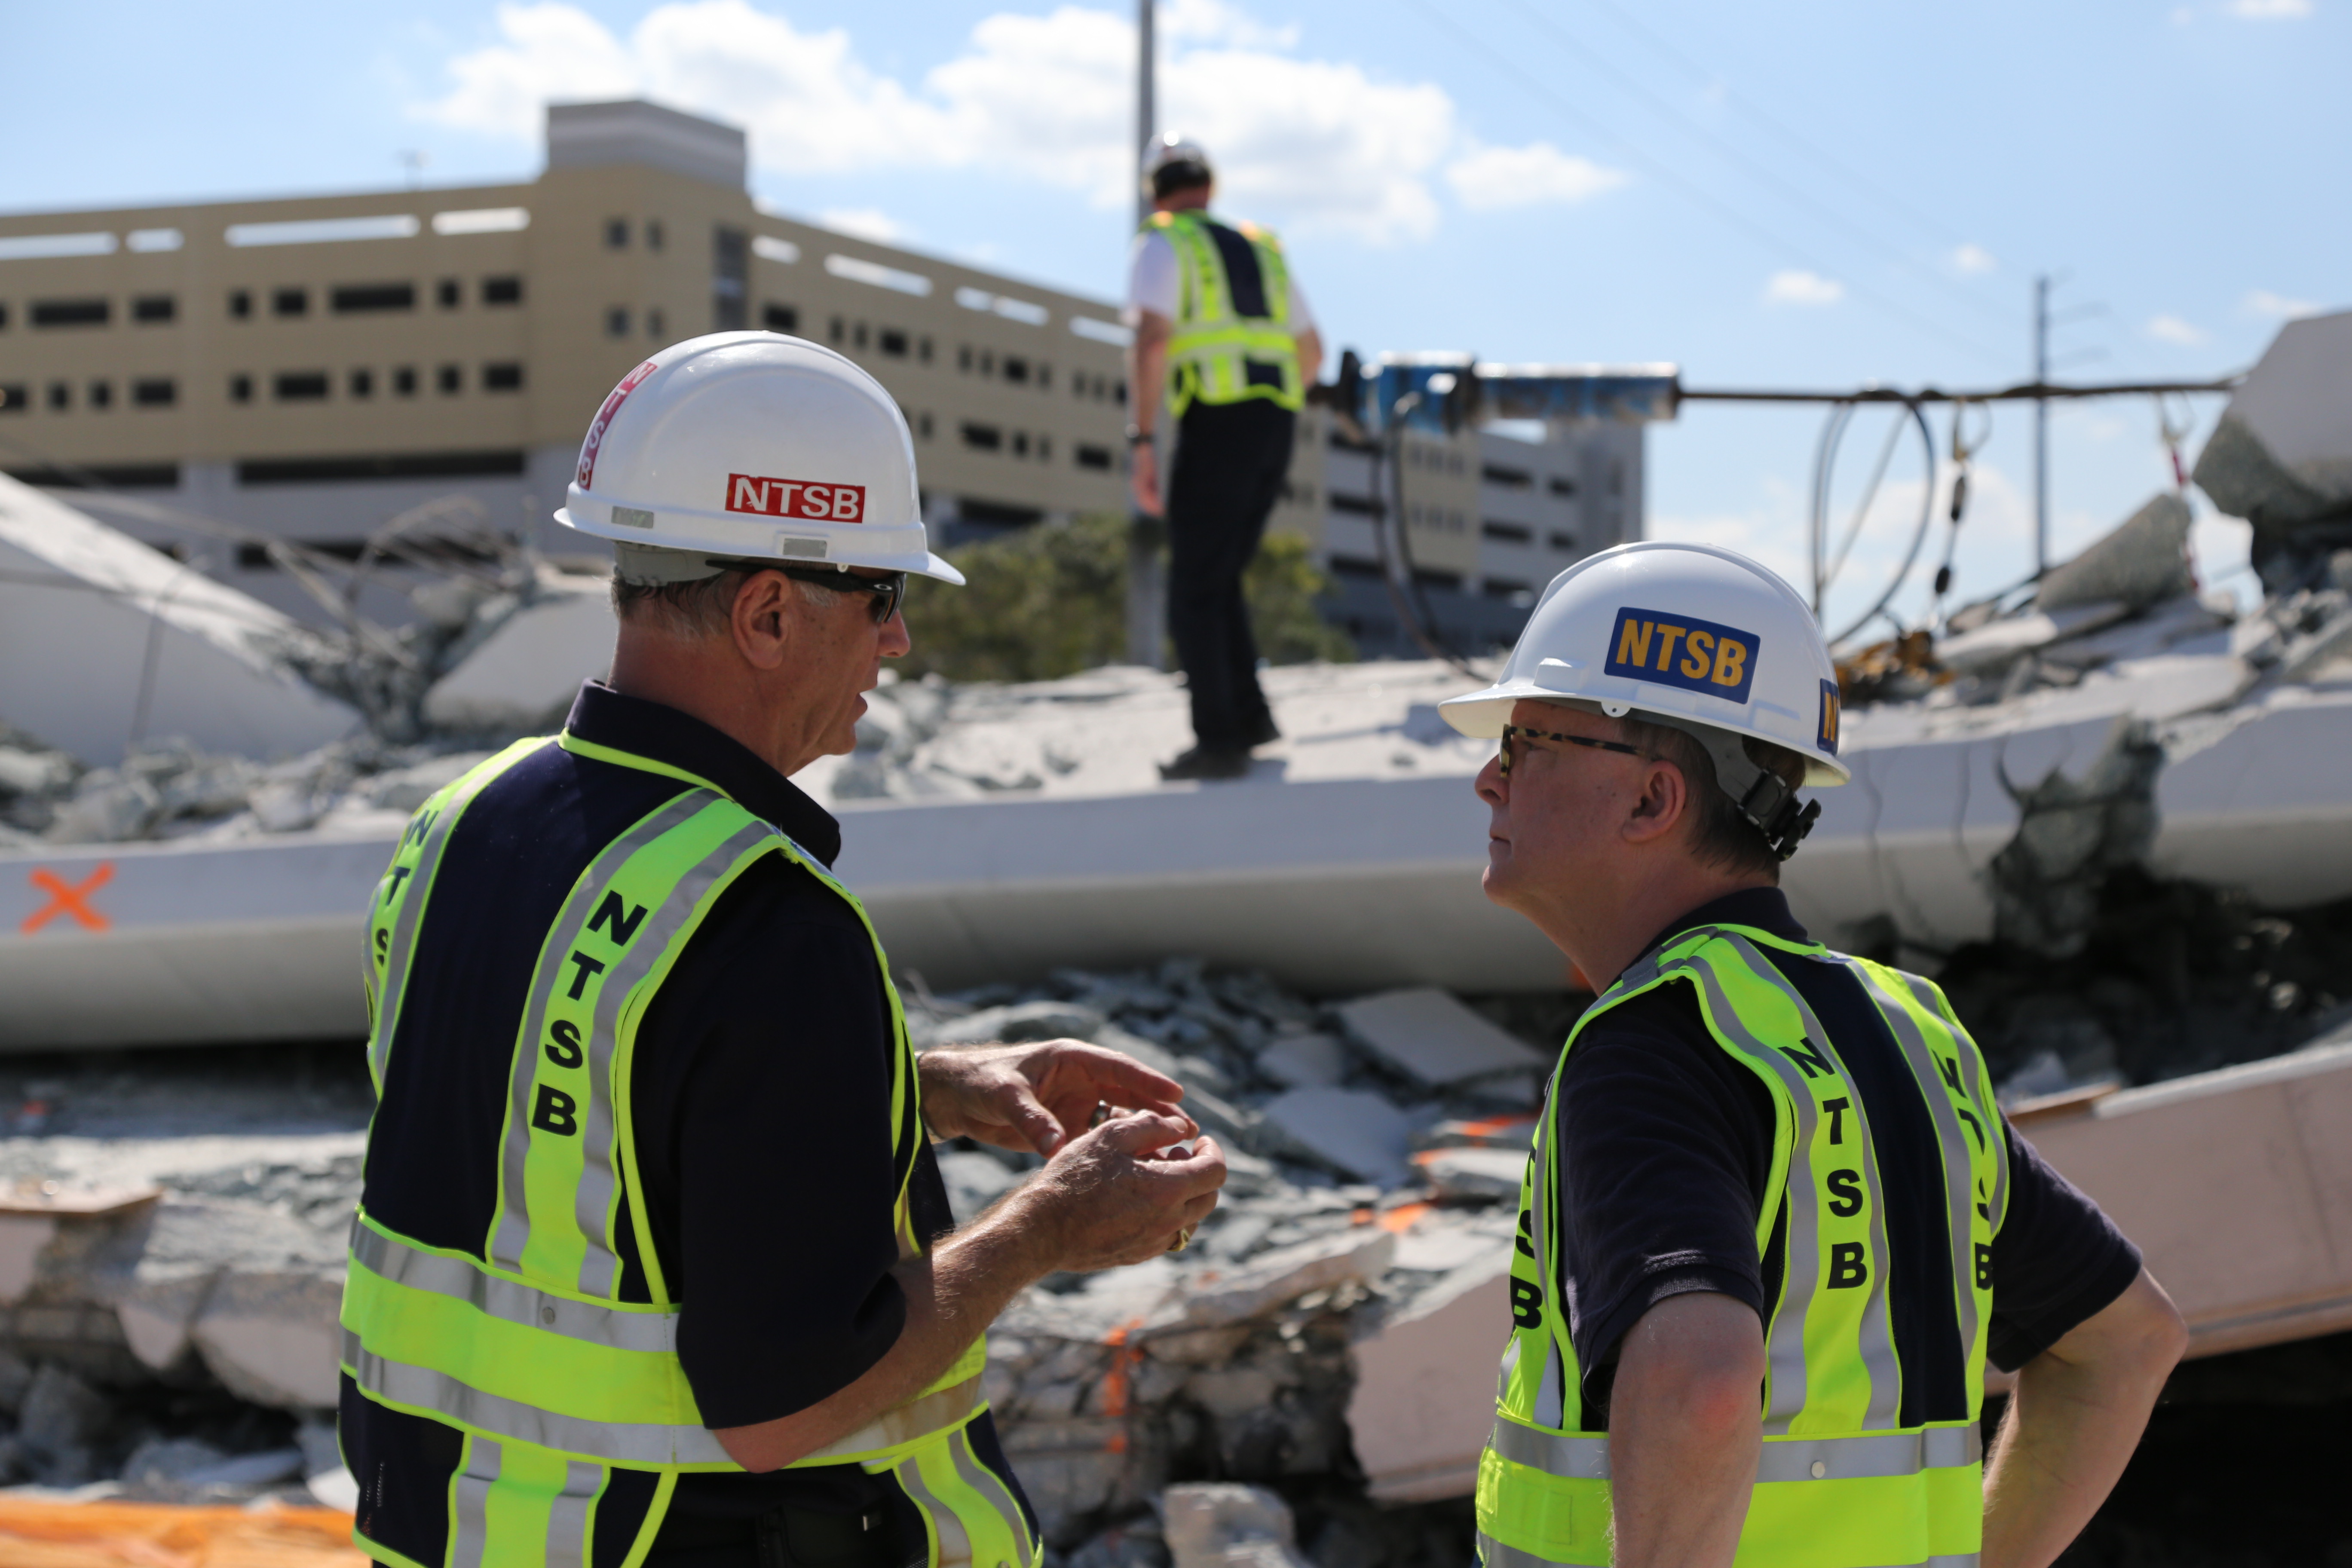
left=1401, top=0, right=2009, bottom=370
left=1496, top=0, right=2015, bottom=330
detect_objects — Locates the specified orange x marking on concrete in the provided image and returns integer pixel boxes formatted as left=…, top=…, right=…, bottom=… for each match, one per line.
left=22, top=864, right=114, bottom=935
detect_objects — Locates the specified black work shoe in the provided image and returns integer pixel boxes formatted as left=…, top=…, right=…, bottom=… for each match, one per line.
left=1158, top=745, right=1253, bottom=781
left=1243, top=711, right=1282, bottom=747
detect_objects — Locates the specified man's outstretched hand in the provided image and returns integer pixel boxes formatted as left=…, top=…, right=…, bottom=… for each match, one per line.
left=919, top=1039, right=1191, bottom=1158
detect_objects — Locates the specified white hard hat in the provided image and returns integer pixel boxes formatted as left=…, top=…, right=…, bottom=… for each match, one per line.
left=1142, top=133, right=1212, bottom=180
left=1442, top=542, right=1849, bottom=854
left=556, top=331, right=964, bottom=585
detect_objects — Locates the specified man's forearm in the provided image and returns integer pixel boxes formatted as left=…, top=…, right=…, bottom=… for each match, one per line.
left=714, top=1204, right=1050, bottom=1470
left=1128, top=324, right=1168, bottom=435
left=1607, top=1293, right=1764, bottom=1568
left=1981, top=1270, right=2186, bottom=1568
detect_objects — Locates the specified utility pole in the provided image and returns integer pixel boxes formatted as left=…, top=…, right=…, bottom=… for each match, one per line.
left=2034, top=273, right=2049, bottom=579
left=1124, top=0, right=1166, bottom=668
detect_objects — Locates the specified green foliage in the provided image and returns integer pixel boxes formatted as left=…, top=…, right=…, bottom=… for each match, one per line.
left=898, top=514, right=1355, bottom=683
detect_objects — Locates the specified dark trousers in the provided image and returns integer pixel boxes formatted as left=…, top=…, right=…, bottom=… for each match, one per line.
left=1165, top=399, right=1297, bottom=749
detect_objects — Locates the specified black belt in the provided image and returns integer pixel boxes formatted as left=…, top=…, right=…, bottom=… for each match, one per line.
left=651, top=1502, right=897, bottom=1568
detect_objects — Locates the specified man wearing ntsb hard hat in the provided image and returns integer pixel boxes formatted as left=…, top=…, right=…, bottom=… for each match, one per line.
left=1442, top=541, right=2186, bottom=1568
left=339, top=333, right=1225, bottom=1568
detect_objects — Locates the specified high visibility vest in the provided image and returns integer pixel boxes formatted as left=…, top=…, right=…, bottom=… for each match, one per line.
left=1151, top=209, right=1305, bottom=417
left=343, top=731, right=1035, bottom=1568
left=1478, top=924, right=2009, bottom=1568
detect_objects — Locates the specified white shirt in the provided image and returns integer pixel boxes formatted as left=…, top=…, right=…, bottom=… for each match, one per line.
left=1123, top=225, right=1315, bottom=332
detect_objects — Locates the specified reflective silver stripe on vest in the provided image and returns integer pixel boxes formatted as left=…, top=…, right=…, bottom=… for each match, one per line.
left=1899, top=971, right=2011, bottom=1236
left=450, top=1435, right=502, bottom=1568
left=373, top=749, right=533, bottom=1088
left=1489, top=1419, right=1611, bottom=1479
left=798, top=1373, right=986, bottom=1465
left=1848, top=959, right=1993, bottom=1383
left=490, top=789, right=713, bottom=1283
left=894, top=1444, right=974, bottom=1568
left=1655, top=949, right=1824, bottom=1434
left=351, top=1216, right=680, bottom=1354
left=1477, top=1531, right=1605, bottom=1568
left=1717, top=934, right=1904, bottom=1433
left=1491, top=1419, right=1980, bottom=1485
left=548, top=1458, right=606, bottom=1568
left=345, top=1327, right=735, bottom=1466
left=946, top=1424, right=1037, bottom=1568
left=1755, top=1423, right=1984, bottom=1481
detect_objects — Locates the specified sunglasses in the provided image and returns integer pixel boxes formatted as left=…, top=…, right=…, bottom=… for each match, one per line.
left=770, top=564, right=907, bottom=624
left=1496, top=723, right=1642, bottom=778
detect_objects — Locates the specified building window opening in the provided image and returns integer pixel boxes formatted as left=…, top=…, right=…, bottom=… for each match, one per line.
left=46, top=382, right=71, bottom=411
left=1548, top=531, right=1578, bottom=552
left=437, top=364, right=462, bottom=395
left=0, top=304, right=9, bottom=330
left=960, top=422, right=1002, bottom=452
left=980, top=351, right=995, bottom=376
left=918, top=336, right=933, bottom=363
left=1114, top=380, right=1126, bottom=405
left=1481, top=521, right=1532, bottom=545
left=606, top=218, right=630, bottom=249
left=917, top=412, right=934, bottom=440
left=133, top=377, right=176, bottom=408
left=436, top=278, right=461, bottom=309
left=1012, top=432, right=1030, bottom=457
left=1038, top=364, right=1052, bottom=390
left=1002, top=356, right=1029, bottom=385
left=349, top=368, right=375, bottom=399
left=646, top=308, right=665, bottom=337
left=272, top=288, right=308, bottom=318
left=228, top=289, right=252, bottom=320
left=88, top=380, right=113, bottom=411
left=132, top=294, right=177, bottom=324
left=606, top=306, right=631, bottom=337
left=763, top=303, right=797, bottom=333
left=393, top=367, right=418, bottom=397
left=1038, top=435, right=1051, bottom=462
left=331, top=283, right=415, bottom=314
left=829, top=315, right=846, bottom=345
left=483, top=362, right=524, bottom=392
left=482, top=276, right=524, bottom=306
left=274, top=371, right=330, bottom=402
left=1076, top=444, right=1112, bottom=471
left=853, top=322, right=869, bottom=350
left=0, top=385, right=26, bottom=413
left=879, top=328, right=907, bottom=358
left=958, top=345, right=973, bottom=373
left=646, top=220, right=665, bottom=251
left=1547, top=476, right=1576, bottom=498
left=34, top=298, right=112, bottom=328
left=229, top=374, right=253, bottom=404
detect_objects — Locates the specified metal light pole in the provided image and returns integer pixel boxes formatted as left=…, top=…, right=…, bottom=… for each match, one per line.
left=1124, top=0, right=1167, bottom=669
left=2034, top=273, right=2050, bottom=579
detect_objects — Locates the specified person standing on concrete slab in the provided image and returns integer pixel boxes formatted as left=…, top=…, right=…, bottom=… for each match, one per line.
left=341, top=332, right=1225, bottom=1568
left=1439, top=540, right=2187, bottom=1568
left=1126, top=135, right=1323, bottom=782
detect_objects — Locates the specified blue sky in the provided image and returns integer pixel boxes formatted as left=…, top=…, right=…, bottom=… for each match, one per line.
left=6, top=0, right=2341, bottom=630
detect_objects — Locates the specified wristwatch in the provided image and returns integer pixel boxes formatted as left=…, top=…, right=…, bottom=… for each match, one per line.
left=1125, top=425, right=1155, bottom=446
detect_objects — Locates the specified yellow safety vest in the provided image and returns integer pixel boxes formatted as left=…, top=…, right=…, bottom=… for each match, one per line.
left=343, top=732, right=1033, bottom=1568
left=1152, top=209, right=1305, bottom=417
left=1478, top=924, right=2009, bottom=1568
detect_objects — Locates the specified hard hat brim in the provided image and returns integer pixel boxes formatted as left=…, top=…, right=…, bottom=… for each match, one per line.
left=557, top=501, right=966, bottom=585
left=1439, top=681, right=1851, bottom=787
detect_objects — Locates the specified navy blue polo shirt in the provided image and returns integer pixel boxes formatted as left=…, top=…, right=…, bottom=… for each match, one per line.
left=346, top=683, right=1011, bottom=1568
left=1549, top=888, right=2142, bottom=1426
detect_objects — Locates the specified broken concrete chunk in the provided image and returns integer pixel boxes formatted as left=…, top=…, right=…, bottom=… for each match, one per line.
left=1257, top=1032, right=1345, bottom=1090
left=1334, top=989, right=1547, bottom=1086
left=1181, top=1229, right=1396, bottom=1328
left=2037, top=493, right=2196, bottom=613
left=420, top=574, right=614, bottom=734
left=1163, top=1483, right=1309, bottom=1568
left=1258, top=1088, right=1414, bottom=1187
left=1413, top=1147, right=1528, bottom=1202
left=17, top=1363, right=110, bottom=1484
left=192, top=1262, right=344, bottom=1410
left=2192, top=309, right=2352, bottom=540
left=1347, top=1251, right=1516, bottom=1503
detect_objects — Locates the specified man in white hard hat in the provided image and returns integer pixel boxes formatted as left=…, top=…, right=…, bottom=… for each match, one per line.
left=1446, top=542, right=2187, bottom=1568
left=1125, top=134, right=1324, bottom=781
left=340, top=333, right=1225, bottom=1568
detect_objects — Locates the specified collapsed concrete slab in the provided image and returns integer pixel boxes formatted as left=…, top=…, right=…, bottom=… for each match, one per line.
left=419, top=572, right=614, bottom=733
left=1332, top=989, right=1549, bottom=1087
left=2192, top=309, right=2352, bottom=568
left=1258, top=1090, right=1415, bottom=1188
left=1164, top=1484, right=1312, bottom=1568
left=1347, top=1249, right=1515, bottom=1504
left=0, top=474, right=359, bottom=767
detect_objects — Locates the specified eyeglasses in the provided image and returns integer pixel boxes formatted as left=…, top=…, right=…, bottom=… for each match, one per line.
left=770, top=564, right=907, bottom=624
left=1497, top=723, right=1642, bottom=778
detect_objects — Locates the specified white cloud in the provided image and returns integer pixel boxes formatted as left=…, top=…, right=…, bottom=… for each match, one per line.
left=2244, top=288, right=2321, bottom=318
left=414, top=0, right=1614, bottom=246
left=2228, top=0, right=2312, bottom=16
left=819, top=208, right=910, bottom=244
left=2145, top=313, right=2208, bottom=345
left=1445, top=141, right=1629, bottom=211
left=1764, top=270, right=1844, bottom=306
left=1951, top=243, right=1997, bottom=275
